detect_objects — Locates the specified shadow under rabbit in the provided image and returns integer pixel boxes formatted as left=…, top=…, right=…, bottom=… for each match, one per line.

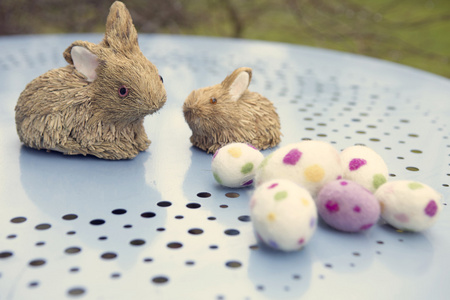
left=18, top=146, right=168, bottom=270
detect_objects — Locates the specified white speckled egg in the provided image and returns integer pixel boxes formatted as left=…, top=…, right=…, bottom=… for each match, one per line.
left=375, top=180, right=442, bottom=232
left=255, top=140, right=342, bottom=197
left=340, top=145, right=388, bottom=193
left=250, top=179, right=318, bottom=251
left=211, top=143, right=264, bottom=188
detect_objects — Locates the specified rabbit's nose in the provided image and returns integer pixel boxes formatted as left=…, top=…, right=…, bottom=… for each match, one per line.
left=159, top=95, right=167, bottom=106
left=184, top=107, right=193, bottom=115
left=183, top=103, right=193, bottom=113
left=183, top=106, right=198, bottom=120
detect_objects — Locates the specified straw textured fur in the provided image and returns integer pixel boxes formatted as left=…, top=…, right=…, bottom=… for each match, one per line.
left=183, top=67, right=281, bottom=153
left=15, top=1, right=166, bottom=160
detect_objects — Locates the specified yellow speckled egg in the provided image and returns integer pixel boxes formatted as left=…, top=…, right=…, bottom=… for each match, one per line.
left=255, top=140, right=342, bottom=197
left=250, top=179, right=318, bottom=251
left=212, top=143, right=264, bottom=188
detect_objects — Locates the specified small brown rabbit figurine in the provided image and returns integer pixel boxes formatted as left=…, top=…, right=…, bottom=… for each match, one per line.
left=183, top=67, right=281, bottom=153
left=15, top=1, right=166, bottom=160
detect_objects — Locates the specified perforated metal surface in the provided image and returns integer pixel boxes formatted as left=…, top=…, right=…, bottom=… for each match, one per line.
left=0, top=34, right=449, bottom=300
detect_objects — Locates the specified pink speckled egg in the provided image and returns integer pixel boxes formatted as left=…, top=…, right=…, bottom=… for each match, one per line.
left=317, top=180, right=380, bottom=232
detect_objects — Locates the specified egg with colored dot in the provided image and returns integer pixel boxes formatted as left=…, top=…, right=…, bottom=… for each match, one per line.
left=255, top=140, right=342, bottom=197
left=340, top=145, right=388, bottom=193
left=375, top=180, right=442, bottom=232
left=211, top=143, right=264, bottom=188
left=317, top=180, right=380, bottom=232
left=250, top=179, right=318, bottom=251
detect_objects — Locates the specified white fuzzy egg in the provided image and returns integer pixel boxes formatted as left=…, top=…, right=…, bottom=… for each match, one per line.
left=211, top=143, right=264, bottom=188
left=255, top=140, right=342, bottom=197
left=375, top=180, right=442, bottom=232
left=340, top=145, right=388, bottom=193
left=250, top=179, right=318, bottom=251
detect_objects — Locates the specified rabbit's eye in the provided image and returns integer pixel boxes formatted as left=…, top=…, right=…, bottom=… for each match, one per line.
left=118, top=85, right=129, bottom=97
left=159, top=75, right=164, bottom=83
left=210, top=97, right=217, bottom=104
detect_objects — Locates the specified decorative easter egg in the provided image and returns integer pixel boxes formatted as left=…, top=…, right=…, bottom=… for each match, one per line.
left=250, top=179, right=318, bottom=251
left=340, top=145, right=388, bottom=193
left=317, top=180, right=380, bottom=232
left=211, top=143, right=264, bottom=188
left=375, top=180, right=442, bottom=232
left=255, top=140, right=342, bottom=197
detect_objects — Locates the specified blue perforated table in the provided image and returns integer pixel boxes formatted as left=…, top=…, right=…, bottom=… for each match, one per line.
left=0, top=34, right=449, bottom=300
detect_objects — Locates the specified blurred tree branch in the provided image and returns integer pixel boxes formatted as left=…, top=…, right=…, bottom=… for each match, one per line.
left=0, top=0, right=448, bottom=77
left=285, top=0, right=449, bottom=64
left=0, top=0, right=189, bottom=35
left=204, top=0, right=279, bottom=38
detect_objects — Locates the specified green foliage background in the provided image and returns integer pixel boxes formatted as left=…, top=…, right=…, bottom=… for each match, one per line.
left=1, top=0, right=449, bottom=77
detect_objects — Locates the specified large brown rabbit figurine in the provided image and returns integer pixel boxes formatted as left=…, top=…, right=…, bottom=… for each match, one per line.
left=183, top=67, right=281, bottom=153
left=15, top=1, right=166, bottom=160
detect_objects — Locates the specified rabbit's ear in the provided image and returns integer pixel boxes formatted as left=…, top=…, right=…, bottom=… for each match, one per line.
left=64, top=43, right=99, bottom=82
left=101, top=1, right=139, bottom=52
left=222, top=67, right=253, bottom=102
